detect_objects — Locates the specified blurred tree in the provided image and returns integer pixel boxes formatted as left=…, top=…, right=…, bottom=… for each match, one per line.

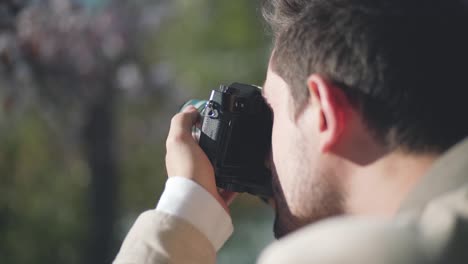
left=0, top=0, right=273, bottom=263
left=1, top=0, right=173, bottom=263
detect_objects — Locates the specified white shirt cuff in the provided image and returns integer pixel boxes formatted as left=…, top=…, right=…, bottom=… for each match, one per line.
left=155, top=176, right=233, bottom=251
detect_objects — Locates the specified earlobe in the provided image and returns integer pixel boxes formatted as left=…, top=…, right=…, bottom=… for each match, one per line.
left=307, top=75, right=348, bottom=153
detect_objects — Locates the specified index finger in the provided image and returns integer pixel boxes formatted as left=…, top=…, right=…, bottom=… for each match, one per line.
left=168, top=106, right=200, bottom=140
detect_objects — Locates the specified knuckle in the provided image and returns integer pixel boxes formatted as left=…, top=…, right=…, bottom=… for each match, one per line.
left=166, top=133, right=187, bottom=148
left=165, top=135, right=177, bottom=149
left=170, top=113, right=185, bottom=126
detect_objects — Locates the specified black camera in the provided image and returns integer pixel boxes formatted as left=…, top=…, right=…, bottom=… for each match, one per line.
left=183, top=83, right=273, bottom=197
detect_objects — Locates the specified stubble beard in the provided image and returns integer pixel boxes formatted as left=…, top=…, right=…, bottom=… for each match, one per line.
left=271, top=161, right=346, bottom=239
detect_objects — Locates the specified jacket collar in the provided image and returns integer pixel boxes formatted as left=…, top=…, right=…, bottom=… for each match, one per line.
left=399, top=137, right=468, bottom=213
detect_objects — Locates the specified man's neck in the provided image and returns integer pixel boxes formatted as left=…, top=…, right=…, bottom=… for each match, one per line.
left=345, top=151, right=439, bottom=217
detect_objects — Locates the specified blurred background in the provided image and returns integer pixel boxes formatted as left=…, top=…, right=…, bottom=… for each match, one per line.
left=0, top=0, right=274, bottom=263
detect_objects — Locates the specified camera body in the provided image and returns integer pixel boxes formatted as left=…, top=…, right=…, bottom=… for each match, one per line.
left=197, top=83, right=273, bottom=197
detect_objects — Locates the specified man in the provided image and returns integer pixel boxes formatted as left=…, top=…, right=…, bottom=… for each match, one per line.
left=114, top=0, right=468, bottom=263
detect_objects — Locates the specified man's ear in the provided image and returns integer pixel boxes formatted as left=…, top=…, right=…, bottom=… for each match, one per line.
left=307, top=74, right=349, bottom=153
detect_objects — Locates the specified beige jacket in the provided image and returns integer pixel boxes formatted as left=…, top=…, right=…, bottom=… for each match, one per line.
left=114, top=138, right=468, bottom=264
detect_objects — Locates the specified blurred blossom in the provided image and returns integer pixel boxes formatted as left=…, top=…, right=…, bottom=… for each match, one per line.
left=116, top=63, right=143, bottom=94
left=140, top=3, right=170, bottom=28
left=0, top=34, right=10, bottom=51
left=101, top=32, right=125, bottom=60
left=50, top=0, right=73, bottom=13
left=0, top=0, right=172, bottom=140
left=72, top=0, right=110, bottom=9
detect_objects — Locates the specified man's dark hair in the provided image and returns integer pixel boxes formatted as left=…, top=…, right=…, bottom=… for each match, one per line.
left=263, top=0, right=468, bottom=153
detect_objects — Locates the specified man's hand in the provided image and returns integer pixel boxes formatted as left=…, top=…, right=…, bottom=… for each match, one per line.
left=165, top=106, right=236, bottom=212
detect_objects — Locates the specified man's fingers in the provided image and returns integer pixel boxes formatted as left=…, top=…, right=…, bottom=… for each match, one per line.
left=219, top=190, right=238, bottom=206
left=168, top=106, right=200, bottom=141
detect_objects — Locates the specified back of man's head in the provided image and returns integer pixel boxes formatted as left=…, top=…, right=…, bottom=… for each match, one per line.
left=263, top=0, right=468, bottom=153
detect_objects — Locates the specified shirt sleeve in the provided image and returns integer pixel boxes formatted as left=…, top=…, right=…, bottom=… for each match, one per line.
left=155, top=176, right=234, bottom=251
